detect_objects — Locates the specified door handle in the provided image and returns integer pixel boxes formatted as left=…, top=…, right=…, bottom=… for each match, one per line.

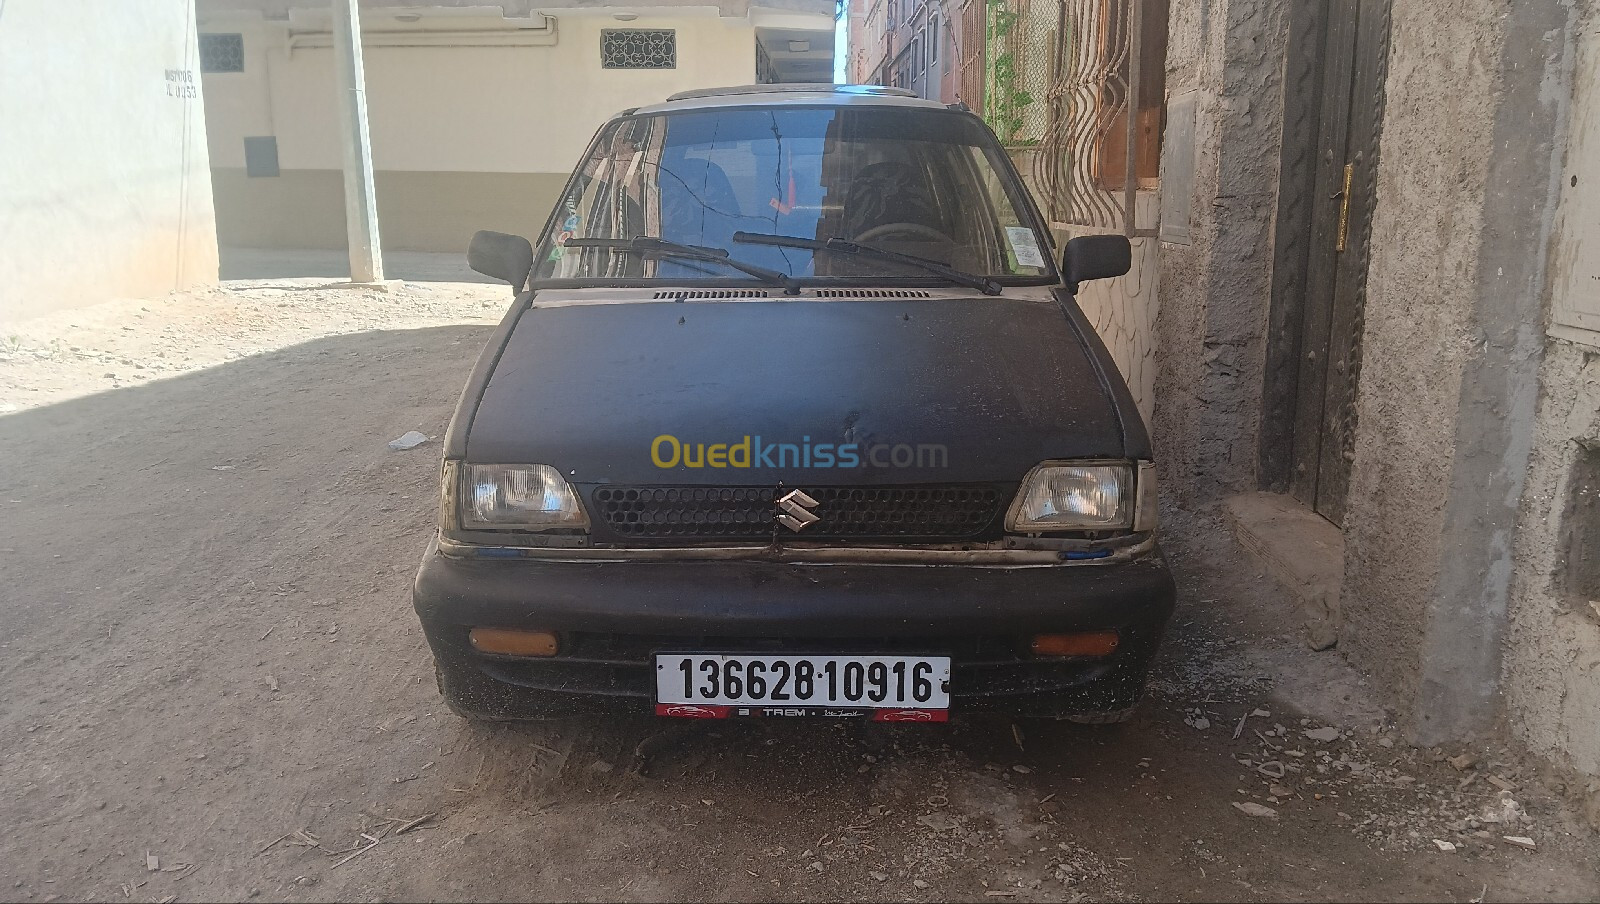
left=1335, top=163, right=1354, bottom=252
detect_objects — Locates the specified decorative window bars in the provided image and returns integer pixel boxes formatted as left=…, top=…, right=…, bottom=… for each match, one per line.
left=958, top=0, right=1166, bottom=235
left=199, top=33, right=245, bottom=73
left=600, top=29, right=677, bottom=69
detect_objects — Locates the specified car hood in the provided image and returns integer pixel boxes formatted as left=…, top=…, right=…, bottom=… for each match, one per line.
left=466, top=295, right=1125, bottom=485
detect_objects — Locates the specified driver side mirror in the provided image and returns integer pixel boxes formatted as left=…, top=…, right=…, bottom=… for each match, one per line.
left=1061, top=234, right=1132, bottom=295
left=468, top=230, right=535, bottom=294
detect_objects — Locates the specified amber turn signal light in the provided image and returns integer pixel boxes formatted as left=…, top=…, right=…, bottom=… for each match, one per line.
left=1031, top=632, right=1119, bottom=657
left=469, top=627, right=559, bottom=657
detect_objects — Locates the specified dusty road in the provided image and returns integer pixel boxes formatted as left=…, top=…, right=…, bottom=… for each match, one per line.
left=1, top=280, right=1596, bottom=903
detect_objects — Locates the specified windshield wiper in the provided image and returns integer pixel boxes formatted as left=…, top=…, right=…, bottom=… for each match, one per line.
left=732, top=232, right=1002, bottom=296
left=564, top=236, right=801, bottom=295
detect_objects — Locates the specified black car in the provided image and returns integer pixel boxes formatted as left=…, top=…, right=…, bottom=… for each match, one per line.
left=413, top=84, right=1175, bottom=724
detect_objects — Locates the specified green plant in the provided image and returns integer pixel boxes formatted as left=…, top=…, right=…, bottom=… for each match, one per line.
left=984, top=0, right=1035, bottom=143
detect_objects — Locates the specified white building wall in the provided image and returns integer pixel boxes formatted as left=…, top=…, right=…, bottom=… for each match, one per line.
left=204, top=10, right=764, bottom=175
left=0, top=0, right=219, bottom=323
left=198, top=6, right=819, bottom=251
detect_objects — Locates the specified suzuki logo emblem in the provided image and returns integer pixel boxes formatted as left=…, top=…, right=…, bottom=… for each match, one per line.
left=775, top=489, right=821, bottom=532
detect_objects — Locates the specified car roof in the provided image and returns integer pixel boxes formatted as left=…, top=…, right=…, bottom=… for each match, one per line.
left=628, top=84, right=954, bottom=117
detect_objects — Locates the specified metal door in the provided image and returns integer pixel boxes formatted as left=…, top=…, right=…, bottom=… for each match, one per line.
left=1261, top=0, right=1392, bottom=526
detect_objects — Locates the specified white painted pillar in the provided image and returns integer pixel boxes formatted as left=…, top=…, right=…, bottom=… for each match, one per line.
left=332, top=0, right=384, bottom=283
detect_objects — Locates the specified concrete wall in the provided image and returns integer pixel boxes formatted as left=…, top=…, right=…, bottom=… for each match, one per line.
left=0, top=0, right=219, bottom=323
left=198, top=7, right=796, bottom=252
left=1335, top=0, right=1506, bottom=729
left=1504, top=0, right=1600, bottom=781
left=1344, top=0, right=1573, bottom=747
left=1152, top=0, right=1600, bottom=783
left=1152, top=0, right=1287, bottom=503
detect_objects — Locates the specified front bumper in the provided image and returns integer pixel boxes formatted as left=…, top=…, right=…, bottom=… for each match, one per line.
left=412, top=538, right=1176, bottom=717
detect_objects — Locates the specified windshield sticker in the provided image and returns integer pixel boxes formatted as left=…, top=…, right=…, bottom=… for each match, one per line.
left=1004, top=227, right=1047, bottom=269
left=769, top=169, right=797, bottom=215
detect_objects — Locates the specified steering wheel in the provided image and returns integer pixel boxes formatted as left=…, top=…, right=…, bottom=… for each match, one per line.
left=853, top=222, right=956, bottom=245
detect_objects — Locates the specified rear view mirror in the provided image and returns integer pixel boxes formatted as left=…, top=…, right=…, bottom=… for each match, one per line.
left=1062, top=234, right=1132, bottom=294
left=468, top=231, right=535, bottom=294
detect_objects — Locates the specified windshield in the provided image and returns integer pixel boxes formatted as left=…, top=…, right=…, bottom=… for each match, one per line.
left=532, top=105, right=1055, bottom=286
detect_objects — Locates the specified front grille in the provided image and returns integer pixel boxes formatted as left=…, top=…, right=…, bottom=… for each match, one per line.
left=590, top=484, right=1005, bottom=542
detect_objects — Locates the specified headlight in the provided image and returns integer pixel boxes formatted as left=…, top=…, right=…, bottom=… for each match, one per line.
left=446, top=462, right=588, bottom=531
left=1007, top=462, right=1138, bottom=532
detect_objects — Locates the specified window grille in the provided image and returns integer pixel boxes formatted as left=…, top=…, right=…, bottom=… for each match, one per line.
left=199, top=33, right=244, bottom=73
left=1031, top=0, right=1167, bottom=235
left=957, top=0, right=986, bottom=110
left=756, top=39, right=776, bottom=83
left=601, top=29, right=677, bottom=69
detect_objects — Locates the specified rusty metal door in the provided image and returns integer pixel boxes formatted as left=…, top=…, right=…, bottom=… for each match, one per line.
left=1261, top=0, right=1391, bottom=527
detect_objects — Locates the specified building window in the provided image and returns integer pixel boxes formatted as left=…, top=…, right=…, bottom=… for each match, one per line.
left=1094, top=0, right=1168, bottom=190
left=198, top=33, right=244, bottom=73
left=928, top=16, right=939, bottom=64
left=1024, top=0, right=1169, bottom=232
left=601, top=29, right=677, bottom=69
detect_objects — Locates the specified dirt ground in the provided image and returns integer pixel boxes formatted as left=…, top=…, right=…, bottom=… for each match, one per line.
left=1, top=279, right=1596, bottom=903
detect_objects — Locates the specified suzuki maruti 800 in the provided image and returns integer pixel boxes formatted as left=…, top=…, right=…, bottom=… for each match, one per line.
left=412, top=84, right=1175, bottom=724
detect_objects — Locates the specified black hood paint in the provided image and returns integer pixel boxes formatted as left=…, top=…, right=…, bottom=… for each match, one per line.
left=465, top=297, right=1127, bottom=485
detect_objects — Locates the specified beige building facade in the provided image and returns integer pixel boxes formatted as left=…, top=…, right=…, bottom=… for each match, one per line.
left=196, top=0, right=837, bottom=253
left=0, top=0, right=219, bottom=323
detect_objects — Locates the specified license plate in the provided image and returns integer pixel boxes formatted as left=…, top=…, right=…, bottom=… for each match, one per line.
left=655, top=654, right=951, bottom=712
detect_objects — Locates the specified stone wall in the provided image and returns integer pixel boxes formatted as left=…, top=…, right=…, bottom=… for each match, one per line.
left=1153, top=0, right=1288, bottom=505
left=1073, top=232, right=1161, bottom=425
left=1043, top=192, right=1163, bottom=427
left=1507, top=345, right=1600, bottom=780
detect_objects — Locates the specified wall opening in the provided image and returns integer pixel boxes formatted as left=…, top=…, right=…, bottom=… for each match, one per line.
left=1561, top=442, right=1600, bottom=607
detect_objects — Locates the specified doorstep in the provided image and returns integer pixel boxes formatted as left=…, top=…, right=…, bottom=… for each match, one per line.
left=1223, top=492, right=1345, bottom=650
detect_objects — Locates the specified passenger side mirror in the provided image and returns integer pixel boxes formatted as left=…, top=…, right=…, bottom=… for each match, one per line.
left=1061, top=234, right=1132, bottom=295
left=468, top=230, right=535, bottom=294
